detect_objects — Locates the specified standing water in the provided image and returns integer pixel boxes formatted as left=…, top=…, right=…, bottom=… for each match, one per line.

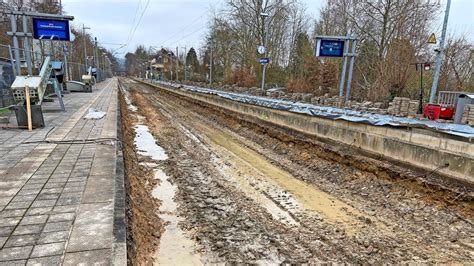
left=133, top=125, right=202, bottom=265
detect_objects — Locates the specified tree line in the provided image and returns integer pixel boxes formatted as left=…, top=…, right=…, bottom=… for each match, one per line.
left=127, top=0, right=473, bottom=102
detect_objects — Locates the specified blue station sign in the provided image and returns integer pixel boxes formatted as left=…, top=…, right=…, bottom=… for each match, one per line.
left=259, top=57, right=270, bottom=65
left=32, top=18, right=71, bottom=41
left=316, top=39, right=345, bottom=57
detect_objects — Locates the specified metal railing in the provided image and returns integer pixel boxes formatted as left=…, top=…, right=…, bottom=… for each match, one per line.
left=437, top=91, right=466, bottom=107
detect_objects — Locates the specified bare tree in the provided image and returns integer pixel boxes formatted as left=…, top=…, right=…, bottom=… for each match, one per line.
left=441, top=34, right=474, bottom=91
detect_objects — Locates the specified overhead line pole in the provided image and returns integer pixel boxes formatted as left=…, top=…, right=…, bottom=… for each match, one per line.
left=429, top=0, right=451, bottom=104
left=184, top=45, right=187, bottom=81
left=82, top=24, right=90, bottom=72
left=209, top=40, right=213, bottom=85
left=176, top=46, right=179, bottom=82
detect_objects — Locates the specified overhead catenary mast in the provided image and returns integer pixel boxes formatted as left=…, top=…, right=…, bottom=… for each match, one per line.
left=429, top=0, right=451, bottom=104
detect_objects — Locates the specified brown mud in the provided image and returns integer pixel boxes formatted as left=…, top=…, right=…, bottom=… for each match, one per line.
left=120, top=78, right=473, bottom=264
left=118, top=80, right=163, bottom=265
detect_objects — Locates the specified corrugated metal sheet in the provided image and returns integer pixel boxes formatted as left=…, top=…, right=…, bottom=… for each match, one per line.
left=155, top=80, right=474, bottom=139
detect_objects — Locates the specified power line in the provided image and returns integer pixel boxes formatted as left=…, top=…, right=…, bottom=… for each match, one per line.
left=127, top=0, right=151, bottom=48
left=174, top=26, right=208, bottom=45
left=126, top=0, right=142, bottom=46
left=161, top=0, right=225, bottom=46
left=161, top=9, right=209, bottom=46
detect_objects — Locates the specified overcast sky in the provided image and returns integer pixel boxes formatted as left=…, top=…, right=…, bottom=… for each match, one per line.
left=61, top=0, right=474, bottom=58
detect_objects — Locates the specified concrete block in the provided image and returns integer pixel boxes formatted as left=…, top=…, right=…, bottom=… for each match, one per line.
left=0, top=246, right=33, bottom=261
left=30, top=242, right=65, bottom=258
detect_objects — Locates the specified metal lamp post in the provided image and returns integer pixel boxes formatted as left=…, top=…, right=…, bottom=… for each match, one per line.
left=182, top=46, right=187, bottom=81
left=82, top=24, right=90, bottom=71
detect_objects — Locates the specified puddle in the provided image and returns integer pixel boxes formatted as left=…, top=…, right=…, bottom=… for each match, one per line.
left=134, top=125, right=168, bottom=161
left=133, top=123, right=201, bottom=265
left=152, top=170, right=202, bottom=265
left=121, top=87, right=138, bottom=111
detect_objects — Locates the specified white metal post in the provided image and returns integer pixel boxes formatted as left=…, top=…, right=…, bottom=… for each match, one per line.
left=338, top=40, right=349, bottom=97
left=22, top=15, right=33, bottom=75
left=345, top=39, right=357, bottom=101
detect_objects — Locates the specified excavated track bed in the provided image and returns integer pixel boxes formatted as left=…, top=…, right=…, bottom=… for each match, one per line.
left=120, top=78, right=473, bottom=264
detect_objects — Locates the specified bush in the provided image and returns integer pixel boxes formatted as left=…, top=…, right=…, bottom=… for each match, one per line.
left=232, top=68, right=257, bottom=87
left=286, top=78, right=312, bottom=93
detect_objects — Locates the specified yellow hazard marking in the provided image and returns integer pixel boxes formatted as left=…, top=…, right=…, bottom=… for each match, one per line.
left=428, top=33, right=437, bottom=44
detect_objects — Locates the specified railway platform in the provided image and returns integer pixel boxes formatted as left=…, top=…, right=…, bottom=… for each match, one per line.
left=0, top=78, right=126, bottom=265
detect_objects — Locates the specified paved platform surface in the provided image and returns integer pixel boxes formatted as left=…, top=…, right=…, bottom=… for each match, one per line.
left=0, top=78, right=125, bottom=265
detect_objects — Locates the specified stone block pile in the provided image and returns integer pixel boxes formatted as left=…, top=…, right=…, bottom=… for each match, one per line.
left=388, top=97, right=419, bottom=117
left=461, top=104, right=474, bottom=125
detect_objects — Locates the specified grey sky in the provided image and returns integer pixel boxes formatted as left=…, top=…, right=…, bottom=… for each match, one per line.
left=62, top=0, right=474, bottom=58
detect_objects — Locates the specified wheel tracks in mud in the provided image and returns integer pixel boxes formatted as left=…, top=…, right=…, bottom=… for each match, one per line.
left=127, top=81, right=473, bottom=263
left=131, top=92, right=327, bottom=262
left=127, top=84, right=379, bottom=263
left=143, top=89, right=447, bottom=259
left=137, top=87, right=413, bottom=261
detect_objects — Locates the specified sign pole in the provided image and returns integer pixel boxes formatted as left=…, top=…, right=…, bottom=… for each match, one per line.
left=22, top=14, right=33, bottom=75
left=8, top=45, right=17, bottom=77
left=10, top=14, right=21, bottom=75
left=345, top=39, right=357, bottom=101
left=315, top=35, right=356, bottom=100
left=338, top=39, right=349, bottom=97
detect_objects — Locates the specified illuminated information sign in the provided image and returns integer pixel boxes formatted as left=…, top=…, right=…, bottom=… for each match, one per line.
left=316, top=39, right=345, bottom=57
left=32, top=18, right=70, bottom=41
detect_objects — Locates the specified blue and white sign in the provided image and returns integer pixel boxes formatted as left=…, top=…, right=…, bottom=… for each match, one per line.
left=316, top=39, right=345, bottom=57
left=32, top=18, right=71, bottom=41
left=259, top=57, right=270, bottom=65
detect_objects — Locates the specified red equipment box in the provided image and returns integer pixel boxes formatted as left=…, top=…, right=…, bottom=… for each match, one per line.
left=439, top=105, right=455, bottom=120
left=424, top=104, right=441, bottom=120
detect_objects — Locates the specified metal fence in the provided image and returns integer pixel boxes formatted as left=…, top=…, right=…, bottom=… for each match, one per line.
left=437, top=91, right=465, bottom=107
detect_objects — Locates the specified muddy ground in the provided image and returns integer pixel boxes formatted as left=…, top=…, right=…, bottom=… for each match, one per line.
left=119, top=81, right=163, bottom=265
left=119, top=78, right=473, bottom=264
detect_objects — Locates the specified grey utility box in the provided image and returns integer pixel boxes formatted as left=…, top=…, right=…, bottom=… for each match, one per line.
left=454, top=93, right=474, bottom=124
left=13, top=105, right=45, bottom=128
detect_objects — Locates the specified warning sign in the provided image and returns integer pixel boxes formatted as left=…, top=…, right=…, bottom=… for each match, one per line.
left=428, top=33, right=437, bottom=44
